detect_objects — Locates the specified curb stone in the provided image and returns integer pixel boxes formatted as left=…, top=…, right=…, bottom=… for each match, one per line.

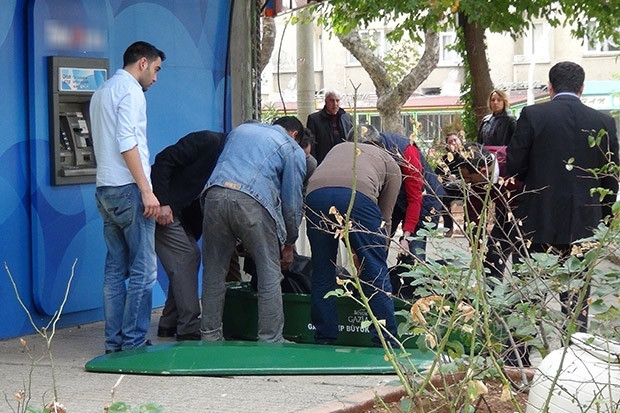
left=298, top=367, right=536, bottom=413
left=298, top=382, right=406, bottom=413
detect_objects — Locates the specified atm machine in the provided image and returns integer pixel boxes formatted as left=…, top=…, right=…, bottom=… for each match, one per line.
left=48, top=56, right=108, bottom=185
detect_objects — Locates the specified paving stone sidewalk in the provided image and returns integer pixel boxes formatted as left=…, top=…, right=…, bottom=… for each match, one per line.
left=0, top=309, right=401, bottom=412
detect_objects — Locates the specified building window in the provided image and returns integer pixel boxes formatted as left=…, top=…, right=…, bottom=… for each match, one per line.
left=584, top=21, right=620, bottom=55
left=369, top=114, right=382, bottom=131
left=355, top=114, right=369, bottom=125
left=439, top=31, right=461, bottom=66
left=414, top=112, right=459, bottom=147
left=514, top=22, right=549, bottom=63
left=346, top=29, right=386, bottom=65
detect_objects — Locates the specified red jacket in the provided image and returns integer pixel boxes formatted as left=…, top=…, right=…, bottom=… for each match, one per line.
left=401, top=144, right=424, bottom=233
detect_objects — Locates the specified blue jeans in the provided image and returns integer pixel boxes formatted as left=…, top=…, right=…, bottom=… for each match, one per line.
left=200, top=187, right=285, bottom=342
left=95, top=184, right=157, bottom=351
left=306, top=188, right=397, bottom=345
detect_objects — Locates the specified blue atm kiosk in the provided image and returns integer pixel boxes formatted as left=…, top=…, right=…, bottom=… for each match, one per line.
left=0, top=0, right=239, bottom=340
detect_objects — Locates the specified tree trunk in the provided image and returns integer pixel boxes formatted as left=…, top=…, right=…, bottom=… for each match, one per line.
left=338, top=29, right=438, bottom=135
left=460, top=12, right=493, bottom=128
left=296, top=9, right=316, bottom=124
left=259, top=16, right=276, bottom=75
left=378, top=30, right=439, bottom=134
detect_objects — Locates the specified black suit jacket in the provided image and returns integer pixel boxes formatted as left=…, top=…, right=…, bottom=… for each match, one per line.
left=151, top=130, right=227, bottom=239
left=306, top=107, right=353, bottom=164
left=506, top=94, right=619, bottom=245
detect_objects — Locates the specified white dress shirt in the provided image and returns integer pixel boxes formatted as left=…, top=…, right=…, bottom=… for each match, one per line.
left=90, top=69, right=151, bottom=187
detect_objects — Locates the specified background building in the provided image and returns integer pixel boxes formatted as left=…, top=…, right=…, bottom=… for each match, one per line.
left=262, top=14, right=620, bottom=141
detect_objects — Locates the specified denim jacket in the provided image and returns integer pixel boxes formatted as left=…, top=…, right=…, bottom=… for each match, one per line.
left=206, top=122, right=306, bottom=245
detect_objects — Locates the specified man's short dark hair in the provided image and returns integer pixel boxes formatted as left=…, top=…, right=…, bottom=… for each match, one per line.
left=123, top=41, right=166, bottom=67
left=273, top=116, right=304, bottom=140
left=346, top=124, right=382, bottom=145
left=299, top=128, right=316, bottom=150
left=549, top=61, right=585, bottom=94
left=455, top=143, right=494, bottom=174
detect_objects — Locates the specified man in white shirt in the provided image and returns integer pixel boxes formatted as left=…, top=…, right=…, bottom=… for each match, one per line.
left=90, top=41, right=165, bottom=354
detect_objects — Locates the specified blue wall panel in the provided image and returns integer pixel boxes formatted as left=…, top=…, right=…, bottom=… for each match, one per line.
left=0, top=0, right=232, bottom=339
left=0, top=0, right=37, bottom=338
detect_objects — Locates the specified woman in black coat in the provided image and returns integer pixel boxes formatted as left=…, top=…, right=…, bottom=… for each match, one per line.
left=477, top=89, right=517, bottom=146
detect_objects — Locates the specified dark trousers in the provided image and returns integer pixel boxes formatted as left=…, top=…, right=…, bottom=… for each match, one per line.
left=528, top=243, right=590, bottom=332
left=503, top=242, right=590, bottom=366
left=306, top=188, right=397, bottom=345
left=155, top=219, right=201, bottom=336
left=440, top=186, right=462, bottom=230
left=484, top=193, right=519, bottom=280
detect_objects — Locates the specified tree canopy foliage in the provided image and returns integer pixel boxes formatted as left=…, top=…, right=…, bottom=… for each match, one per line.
left=313, top=0, right=619, bottom=137
left=318, top=0, right=620, bottom=45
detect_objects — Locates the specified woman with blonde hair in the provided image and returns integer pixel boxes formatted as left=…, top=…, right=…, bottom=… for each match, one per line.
left=477, top=89, right=517, bottom=146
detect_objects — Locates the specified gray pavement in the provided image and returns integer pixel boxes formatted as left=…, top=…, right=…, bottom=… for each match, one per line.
left=0, top=308, right=400, bottom=413
left=3, top=233, right=618, bottom=412
left=0, top=225, right=423, bottom=413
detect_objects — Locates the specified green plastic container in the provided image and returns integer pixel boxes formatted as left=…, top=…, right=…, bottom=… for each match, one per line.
left=222, top=282, right=416, bottom=347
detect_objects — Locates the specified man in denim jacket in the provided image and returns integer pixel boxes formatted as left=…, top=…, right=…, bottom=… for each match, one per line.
left=200, top=117, right=306, bottom=342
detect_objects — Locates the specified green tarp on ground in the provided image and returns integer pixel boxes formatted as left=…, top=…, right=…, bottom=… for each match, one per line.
left=85, top=341, right=434, bottom=376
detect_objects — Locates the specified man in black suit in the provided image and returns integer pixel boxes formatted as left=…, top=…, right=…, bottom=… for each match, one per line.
left=507, top=61, right=619, bottom=333
left=306, top=89, right=353, bottom=164
left=151, top=130, right=227, bottom=341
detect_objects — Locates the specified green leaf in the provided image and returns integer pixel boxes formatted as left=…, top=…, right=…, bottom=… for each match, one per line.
left=107, top=401, right=132, bottom=412
left=137, top=403, right=166, bottom=412
left=593, top=305, right=620, bottom=322
left=564, top=255, right=584, bottom=273
left=324, top=289, right=345, bottom=298
left=399, top=397, right=414, bottom=412
left=445, top=339, right=465, bottom=359
left=438, top=361, right=459, bottom=374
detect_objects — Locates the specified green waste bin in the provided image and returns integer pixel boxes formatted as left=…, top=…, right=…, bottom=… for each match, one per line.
left=222, top=282, right=417, bottom=347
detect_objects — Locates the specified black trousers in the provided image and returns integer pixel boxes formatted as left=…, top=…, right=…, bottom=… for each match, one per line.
left=528, top=243, right=590, bottom=333
left=440, top=186, right=462, bottom=230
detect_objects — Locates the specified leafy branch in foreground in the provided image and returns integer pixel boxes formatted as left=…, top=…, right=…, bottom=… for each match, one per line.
left=324, top=113, right=620, bottom=412
left=3, top=261, right=166, bottom=413
left=3, top=260, right=76, bottom=413
left=104, top=375, right=164, bottom=413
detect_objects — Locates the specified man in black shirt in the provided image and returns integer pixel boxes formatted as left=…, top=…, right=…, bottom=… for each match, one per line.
left=306, top=89, right=353, bottom=164
left=151, top=130, right=227, bottom=341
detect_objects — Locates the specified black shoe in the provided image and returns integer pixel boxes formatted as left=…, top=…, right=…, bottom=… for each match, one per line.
left=141, top=339, right=153, bottom=348
left=105, top=348, right=121, bottom=354
left=126, top=340, right=152, bottom=351
left=176, top=332, right=201, bottom=341
left=157, top=326, right=176, bottom=337
left=503, top=345, right=531, bottom=368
